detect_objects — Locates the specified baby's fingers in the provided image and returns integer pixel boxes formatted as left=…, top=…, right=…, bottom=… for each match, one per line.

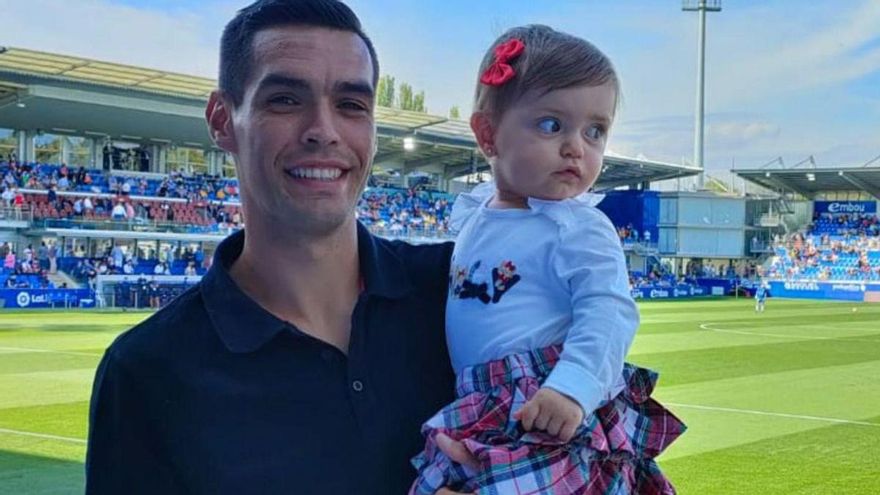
left=533, top=409, right=551, bottom=431
left=546, top=416, right=564, bottom=437
left=517, top=401, right=540, bottom=431
left=558, top=420, right=579, bottom=442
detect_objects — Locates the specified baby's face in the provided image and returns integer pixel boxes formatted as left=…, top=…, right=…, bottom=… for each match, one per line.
left=489, top=83, right=616, bottom=207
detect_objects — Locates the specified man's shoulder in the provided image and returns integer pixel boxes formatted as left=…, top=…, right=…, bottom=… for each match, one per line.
left=104, top=285, right=208, bottom=365
left=382, top=237, right=453, bottom=269
left=382, top=237, right=453, bottom=259
left=375, top=236, right=454, bottom=289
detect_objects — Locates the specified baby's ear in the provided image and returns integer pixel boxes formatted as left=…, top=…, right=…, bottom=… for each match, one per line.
left=470, top=112, right=497, bottom=158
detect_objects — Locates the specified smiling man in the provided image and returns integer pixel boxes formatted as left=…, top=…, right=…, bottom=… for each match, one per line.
left=85, top=1, right=461, bottom=493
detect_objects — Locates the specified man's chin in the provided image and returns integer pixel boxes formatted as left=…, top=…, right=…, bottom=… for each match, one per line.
left=275, top=207, right=358, bottom=238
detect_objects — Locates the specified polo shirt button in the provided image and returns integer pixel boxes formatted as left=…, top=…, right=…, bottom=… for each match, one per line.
left=351, top=380, right=364, bottom=392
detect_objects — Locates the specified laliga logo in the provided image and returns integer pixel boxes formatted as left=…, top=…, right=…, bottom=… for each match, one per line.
left=16, top=292, right=30, bottom=307
left=827, top=202, right=865, bottom=214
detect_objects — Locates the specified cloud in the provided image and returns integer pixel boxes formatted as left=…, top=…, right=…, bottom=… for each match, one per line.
left=0, top=0, right=876, bottom=173
left=709, top=121, right=780, bottom=143
left=610, top=110, right=869, bottom=171
left=0, top=0, right=231, bottom=79
left=605, top=0, right=880, bottom=170
left=711, top=0, right=880, bottom=102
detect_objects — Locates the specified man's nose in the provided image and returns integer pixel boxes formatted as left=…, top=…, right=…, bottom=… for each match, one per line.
left=301, top=103, right=341, bottom=147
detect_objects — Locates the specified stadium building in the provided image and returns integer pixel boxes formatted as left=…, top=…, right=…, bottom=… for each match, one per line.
left=1, top=46, right=878, bottom=307
left=734, top=159, right=880, bottom=302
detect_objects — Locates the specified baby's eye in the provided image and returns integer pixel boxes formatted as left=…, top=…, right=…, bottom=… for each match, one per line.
left=536, top=117, right=562, bottom=134
left=585, top=124, right=606, bottom=140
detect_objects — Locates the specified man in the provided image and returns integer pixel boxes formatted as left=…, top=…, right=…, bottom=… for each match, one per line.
left=110, top=201, right=126, bottom=220
left=37, top=241, right=50, bottom=272
left=0, top=186, right=13, bottom=207
left=86, top=1, right=468, bottom=493
left=755, top=280, right=768, bottom=313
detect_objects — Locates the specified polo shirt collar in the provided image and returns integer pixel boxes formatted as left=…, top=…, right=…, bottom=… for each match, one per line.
left=201, top=223, right=413, bottom=354
left=356, top=221, right=413, bottom=299
left=200, top=230, right=287, bottom=354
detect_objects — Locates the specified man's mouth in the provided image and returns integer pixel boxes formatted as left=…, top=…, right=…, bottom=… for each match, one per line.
left=287, top=167, right=344, bottom=181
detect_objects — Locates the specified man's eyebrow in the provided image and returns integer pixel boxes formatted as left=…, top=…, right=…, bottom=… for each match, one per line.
left=253, top=75, right=373, bottom=100
left=254, top=74, right=311, bottom=93
left=335, top=80, right=374, bottom=99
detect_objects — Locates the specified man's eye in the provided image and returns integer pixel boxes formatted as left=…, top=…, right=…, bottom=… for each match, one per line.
left=269, top=95, right=298, bottom=106
left=536, top=117, right=561, bottom=134
left=340, top=100, right=369, bottom=112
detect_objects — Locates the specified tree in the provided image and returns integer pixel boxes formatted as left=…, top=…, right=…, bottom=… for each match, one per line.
left=413, top=91, right=426, bottom=113
left=449, top=105, right=461, bottom=119
left=398, top=83, right=414, bottom=111
left=376, top=75, right=395, bottom=108
left=379, top=75, right=429, bottom=113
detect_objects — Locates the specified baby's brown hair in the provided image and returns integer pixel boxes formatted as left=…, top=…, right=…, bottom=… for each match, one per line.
left=474, top=24, right=620, bottom=122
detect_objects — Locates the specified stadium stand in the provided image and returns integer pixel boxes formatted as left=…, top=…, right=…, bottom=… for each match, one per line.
left=767, top=218, right=880, bottom=282
left=113, top=279, right=194, bottom=309
left=1, top=160, right=242, bottom=232
left=1, top=268, right=53, bottom=289
left=1, top=160, right=240, bottom=201
left=356, top=187, right=454, bottom=238
left=809, top=212, right=879, bottom=237
left=1, top=159, right=461, bottom=238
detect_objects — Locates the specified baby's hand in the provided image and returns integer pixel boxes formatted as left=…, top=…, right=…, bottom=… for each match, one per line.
left=513, top=388, right=584, bottom=442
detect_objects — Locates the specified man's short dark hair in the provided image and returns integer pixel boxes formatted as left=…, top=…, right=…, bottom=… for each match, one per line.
left=219, top=0, right=379, bottom=106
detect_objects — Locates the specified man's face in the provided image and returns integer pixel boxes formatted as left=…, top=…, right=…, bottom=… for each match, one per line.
left=210, top=26, right=376, bottom=236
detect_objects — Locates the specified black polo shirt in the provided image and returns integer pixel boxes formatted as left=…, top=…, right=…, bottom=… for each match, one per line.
left=86, top=224, right=456, bottom=494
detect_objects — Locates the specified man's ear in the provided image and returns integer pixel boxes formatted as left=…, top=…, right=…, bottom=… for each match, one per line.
left=206, top=91, right=237, bottom=154
left=470, top=112, right=497, bottom=158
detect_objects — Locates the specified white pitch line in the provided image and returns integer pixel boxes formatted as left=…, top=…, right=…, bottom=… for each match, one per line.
left=666, top=402, right=880, bottom=428
left=0, top=427, right=87, bottom=444
left=698, top=323, right=880, bottom=343
left=0, top=346, right=102, bottom=357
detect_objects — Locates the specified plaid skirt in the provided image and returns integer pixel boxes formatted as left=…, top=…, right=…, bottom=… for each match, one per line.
left=410, top=346, right=686, bottom=495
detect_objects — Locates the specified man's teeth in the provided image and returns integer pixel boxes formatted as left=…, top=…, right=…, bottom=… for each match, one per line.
left=289, top=168, right=343, bottom=181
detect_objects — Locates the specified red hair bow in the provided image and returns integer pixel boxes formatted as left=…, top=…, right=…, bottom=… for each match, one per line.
left=480, top=39, right=525, bottom=86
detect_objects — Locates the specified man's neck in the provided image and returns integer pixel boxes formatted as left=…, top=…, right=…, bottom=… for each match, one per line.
left=228, top=219, right=361, bottom=354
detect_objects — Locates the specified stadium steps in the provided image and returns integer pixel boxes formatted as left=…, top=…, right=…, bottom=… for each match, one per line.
left=776, top=197, right=795, bottom=215
left=49, top=271, right=80, bottom=289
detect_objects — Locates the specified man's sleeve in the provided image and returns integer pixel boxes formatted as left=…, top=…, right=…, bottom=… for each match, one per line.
left=85, top=349, right=182, bottom=494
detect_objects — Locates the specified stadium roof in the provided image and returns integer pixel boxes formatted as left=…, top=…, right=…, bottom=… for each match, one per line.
left=732, top=156, right=880, bottom=199
left=0, top=46, right=699, bottom=186
left=597, top=154, right=701, bottom=191
left=0, top=46, right=215, bottom=99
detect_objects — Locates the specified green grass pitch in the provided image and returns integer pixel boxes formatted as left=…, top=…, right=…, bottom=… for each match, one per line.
left=1, top=299, right=879, bottom=493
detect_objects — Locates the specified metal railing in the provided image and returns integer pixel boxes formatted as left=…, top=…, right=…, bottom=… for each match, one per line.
left=0, top=204, right=34, bottom=223
left=32, top=217, right=237, bottom=236
left=366, top=224, right=456, bottom=242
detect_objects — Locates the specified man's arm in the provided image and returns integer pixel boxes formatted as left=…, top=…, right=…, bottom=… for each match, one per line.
left=85, top=349, right=182, bottom=494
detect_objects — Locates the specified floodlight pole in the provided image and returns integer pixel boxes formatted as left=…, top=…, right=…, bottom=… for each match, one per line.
left=683, top=0, right=721, bottom=189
